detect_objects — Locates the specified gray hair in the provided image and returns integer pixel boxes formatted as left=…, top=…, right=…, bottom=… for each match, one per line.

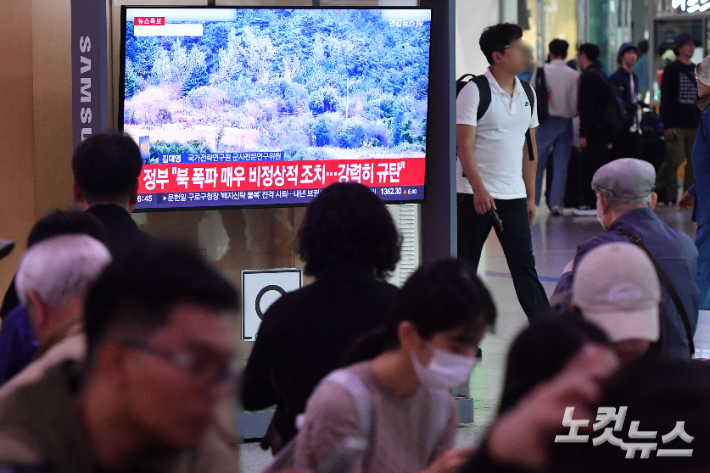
left=16, top=234, right=112, bottom=309
left=594, top=186, right=653, bottom=209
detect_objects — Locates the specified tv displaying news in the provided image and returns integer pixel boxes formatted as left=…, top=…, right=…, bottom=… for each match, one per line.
left=120, top=6, right=432, bottom=210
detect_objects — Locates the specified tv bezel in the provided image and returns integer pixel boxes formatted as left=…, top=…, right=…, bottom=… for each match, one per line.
left=119, top=5, right=432, bottom=212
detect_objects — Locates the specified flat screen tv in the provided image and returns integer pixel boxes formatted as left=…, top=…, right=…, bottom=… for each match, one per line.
left=120, top=6, right=431, bottom=210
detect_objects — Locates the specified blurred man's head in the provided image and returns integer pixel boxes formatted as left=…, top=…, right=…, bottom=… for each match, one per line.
left=572, top=242, right=661, bottom=363
left=577, top=43, right=600, bottom=71
left=549, top=39, right=569, bottom=60
left=480, top=23, right=528, bottom=74
left=72, top=133, right=143, bottom=212
left=16, top=235, right=111, bottom=346
left=593, top=158, right=658, bottom=230
left=82, top=241, right=238, bottom=450
left=617, top=43, right=639, bottom=68
left=675, top=33, right=697, bottom=60
left=638, top=40, right=649, bottom=56
left=28, top=210, right=108, bottom=248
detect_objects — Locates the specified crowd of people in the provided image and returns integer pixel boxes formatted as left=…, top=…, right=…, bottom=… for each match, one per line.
left=0, top=20, right=709, bottom=473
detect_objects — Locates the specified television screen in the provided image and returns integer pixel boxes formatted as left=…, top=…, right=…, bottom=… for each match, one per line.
left=120, top=6, right=432, bottom=210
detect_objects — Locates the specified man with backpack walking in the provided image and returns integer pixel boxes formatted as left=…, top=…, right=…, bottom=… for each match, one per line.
left=456, top=23, right=550, bottom=321
left=531, top=39, right=580, bottom=216
left=575, top=43, right=617, bottom=216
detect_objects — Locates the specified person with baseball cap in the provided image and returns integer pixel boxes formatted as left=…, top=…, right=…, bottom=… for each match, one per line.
left=572, top=242, right=661, bottom=363
left=609, top=43, right=642, bottom=160
left=554, top=158, right=699, bottom=359
left=680, top=55, right=710, bottom=312
left=657, top=33, right=700, bottom=203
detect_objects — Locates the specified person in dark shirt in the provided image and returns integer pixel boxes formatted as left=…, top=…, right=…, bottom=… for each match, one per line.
left=609, top=43, right=642, bottom=160
left=575, top=43, right=615, bottom=214
left=0, top=211, right=108, bottom=385
left=657, top=33, right=701, bottom=198
left=72, top=132, right=153, bottom=256
left=242, top=182, right=402, bottom=452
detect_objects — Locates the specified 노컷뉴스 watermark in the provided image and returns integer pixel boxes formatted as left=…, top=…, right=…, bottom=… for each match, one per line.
left=555, top=406, right=693, bottom=458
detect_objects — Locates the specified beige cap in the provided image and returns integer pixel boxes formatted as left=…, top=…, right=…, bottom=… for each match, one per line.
left=697, top=55, right=710, bottom=87
left=572, top=242, right=661, bottom=343
left=0, top=238, right=14, bottom=261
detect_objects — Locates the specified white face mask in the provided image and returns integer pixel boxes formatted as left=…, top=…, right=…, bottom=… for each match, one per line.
left=411, top=343, right=477, bottom=390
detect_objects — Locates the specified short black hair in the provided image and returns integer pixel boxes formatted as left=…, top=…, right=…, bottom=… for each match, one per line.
left=549, top=39, right=569, bottom=59
left=72, top=132, right=143, bottom=204
left=578, top=43, right=601, bottom=62
left=297, top=182, right=401, bottom=279
left=84, top=240, right=238, bottom=365
left=480, top=23, right=524, bottom=65
left=638, top=39, right=649, bottom=55
left=27, top=210, right=108, bottom=248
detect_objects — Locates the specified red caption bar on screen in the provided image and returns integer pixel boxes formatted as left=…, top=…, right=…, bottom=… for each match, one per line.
left=134, top=17, right=165, bottom=25
left=139, top=158, right=426, bottom=194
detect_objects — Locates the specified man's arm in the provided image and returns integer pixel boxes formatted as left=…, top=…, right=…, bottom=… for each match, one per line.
left=522, top=129, right=538, bottom=223
left=457, top=124, right=496, bottom=214
left=660, top=65, right=679, bottom=138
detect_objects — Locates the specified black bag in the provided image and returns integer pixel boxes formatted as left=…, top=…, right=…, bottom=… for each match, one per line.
left=590, top=69, right=628, bottom=136
left=534, top=66, right=550, bottom=124
left=456, top=73, right=536, bottom=161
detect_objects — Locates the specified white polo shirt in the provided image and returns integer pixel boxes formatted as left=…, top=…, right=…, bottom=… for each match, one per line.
left=456, top=68, right=539, bottom=199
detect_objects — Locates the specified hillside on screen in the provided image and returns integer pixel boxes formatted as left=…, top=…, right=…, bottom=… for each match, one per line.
left=123, top=9, right=431, bottom=163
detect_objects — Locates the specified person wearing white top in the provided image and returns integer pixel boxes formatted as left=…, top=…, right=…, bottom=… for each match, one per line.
left=456, top=23, right=550, bottom=321
left=530, top=39, right=580, bottom=216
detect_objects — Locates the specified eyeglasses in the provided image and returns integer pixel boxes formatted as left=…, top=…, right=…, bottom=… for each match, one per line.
left=121, top=339, right=237, bottom=387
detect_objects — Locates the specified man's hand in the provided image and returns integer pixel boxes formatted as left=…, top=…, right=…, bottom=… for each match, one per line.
left=424, top=448, right=475, bottom=473
left=679, top=191, right=695, bottom=209
left=579, top=137, right=587, bottom=149
left=664, top=128, right=677, bottom=141
left=527, top=199, right=536, bottom=224
left=473, top=188, right=496, bottom=215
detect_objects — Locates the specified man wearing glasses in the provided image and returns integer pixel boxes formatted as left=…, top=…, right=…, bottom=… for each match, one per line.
left=457, top=23, right=550, bottom=322
left=0, top=241, right=241, bottom=473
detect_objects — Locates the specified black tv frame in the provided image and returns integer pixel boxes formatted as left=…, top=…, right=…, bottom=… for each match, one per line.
left=119, top=5, right=433, bottom=212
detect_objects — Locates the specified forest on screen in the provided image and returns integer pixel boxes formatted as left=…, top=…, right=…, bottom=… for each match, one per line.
left=123, top=9, right=431, bottom=161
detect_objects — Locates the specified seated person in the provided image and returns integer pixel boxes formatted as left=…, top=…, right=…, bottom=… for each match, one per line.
left=0, top=211, right=108, bottom=385
left=0, top=241, right=240, bottom=472
left=571, top=242, right=662, bottom=363
left=72, top=132, right=152, bottom=256
left=295, top=259, right=496, bottom=473
left=243, top=182, right=401, bottom=452
left=554, top=158, right=698, bottom=359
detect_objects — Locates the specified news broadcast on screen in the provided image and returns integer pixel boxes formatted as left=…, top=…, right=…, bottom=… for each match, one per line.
left=120, top=7, right=432, bottom=210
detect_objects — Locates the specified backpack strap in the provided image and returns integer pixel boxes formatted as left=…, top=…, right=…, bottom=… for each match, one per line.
left=322, top=370, right=373, bottom=439
left=616, top=228, right=696, bottom=357
left=472, top=75, right=492, bottom=122
left=520, top=80, right=536, bottom=162
left=426, top=388, right=453, bottom=464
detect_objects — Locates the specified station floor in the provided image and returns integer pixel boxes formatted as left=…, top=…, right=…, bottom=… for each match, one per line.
left=239, top=205, right=709, bottom=473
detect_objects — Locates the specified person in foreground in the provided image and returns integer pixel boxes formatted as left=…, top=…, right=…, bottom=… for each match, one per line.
left=554, top=158, right=698, bottom=359
left=243, top=182, right=401, bottom=452
left=0, top=241, right=240, bottom=473
left=295, top=260, right=496, bottom=473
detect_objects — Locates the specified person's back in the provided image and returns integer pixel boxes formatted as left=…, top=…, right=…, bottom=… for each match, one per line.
left=242, top=182, right=402, bottom=447
left=72, top=132, right=153, bottom=256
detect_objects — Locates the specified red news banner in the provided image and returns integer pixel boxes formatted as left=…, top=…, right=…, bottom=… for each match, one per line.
left=139, top=158, right=426, bottom=194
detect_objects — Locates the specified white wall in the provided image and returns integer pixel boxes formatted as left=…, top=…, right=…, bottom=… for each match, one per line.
left=456, top=0, right=500, bottom=77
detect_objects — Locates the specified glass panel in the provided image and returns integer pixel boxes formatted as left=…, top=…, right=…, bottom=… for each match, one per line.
left=543, top=0, right=578, bottom=60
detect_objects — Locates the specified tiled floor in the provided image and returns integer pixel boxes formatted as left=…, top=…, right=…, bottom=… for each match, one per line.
left=240, top=204, right=706, bottom=473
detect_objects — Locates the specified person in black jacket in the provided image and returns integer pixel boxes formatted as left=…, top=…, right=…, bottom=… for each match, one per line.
left=575, top=43, right=615, bottom=215
left=242, top=182, right=401, bottom=452
left=656, top=33, right=700, bottom=199
left=72, top=132, right=153, bottom=257
left=609, top=43, right=642, bottom=160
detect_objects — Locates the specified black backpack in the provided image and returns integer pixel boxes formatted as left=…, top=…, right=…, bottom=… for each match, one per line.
left=533, top=67, right=550, bottom=124
left=588, top=68, right=628, bottom=136
left=456, top=74, right=536, bottom=161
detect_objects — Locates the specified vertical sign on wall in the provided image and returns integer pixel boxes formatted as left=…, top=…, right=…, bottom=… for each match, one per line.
left=71, top=0, right=107, bottom=149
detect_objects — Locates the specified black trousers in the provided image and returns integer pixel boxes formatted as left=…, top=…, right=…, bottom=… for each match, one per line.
left=580, top=129, right=613, bottom=208
left=457, top=195, right=550, bottom=321
left=612, top=130, right=642, bottom=161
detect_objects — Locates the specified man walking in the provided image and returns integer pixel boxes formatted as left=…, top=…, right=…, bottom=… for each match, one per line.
left=657, top=33, right=700, bottom=201
left=457, top=23, right=550, bottom=320
left=532, top=39, right=579, bottom=216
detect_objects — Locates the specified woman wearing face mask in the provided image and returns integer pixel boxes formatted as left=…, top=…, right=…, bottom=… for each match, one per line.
left=680, top=55, right=710, bottom=311
left=293, top=259, right=496, bottom=473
